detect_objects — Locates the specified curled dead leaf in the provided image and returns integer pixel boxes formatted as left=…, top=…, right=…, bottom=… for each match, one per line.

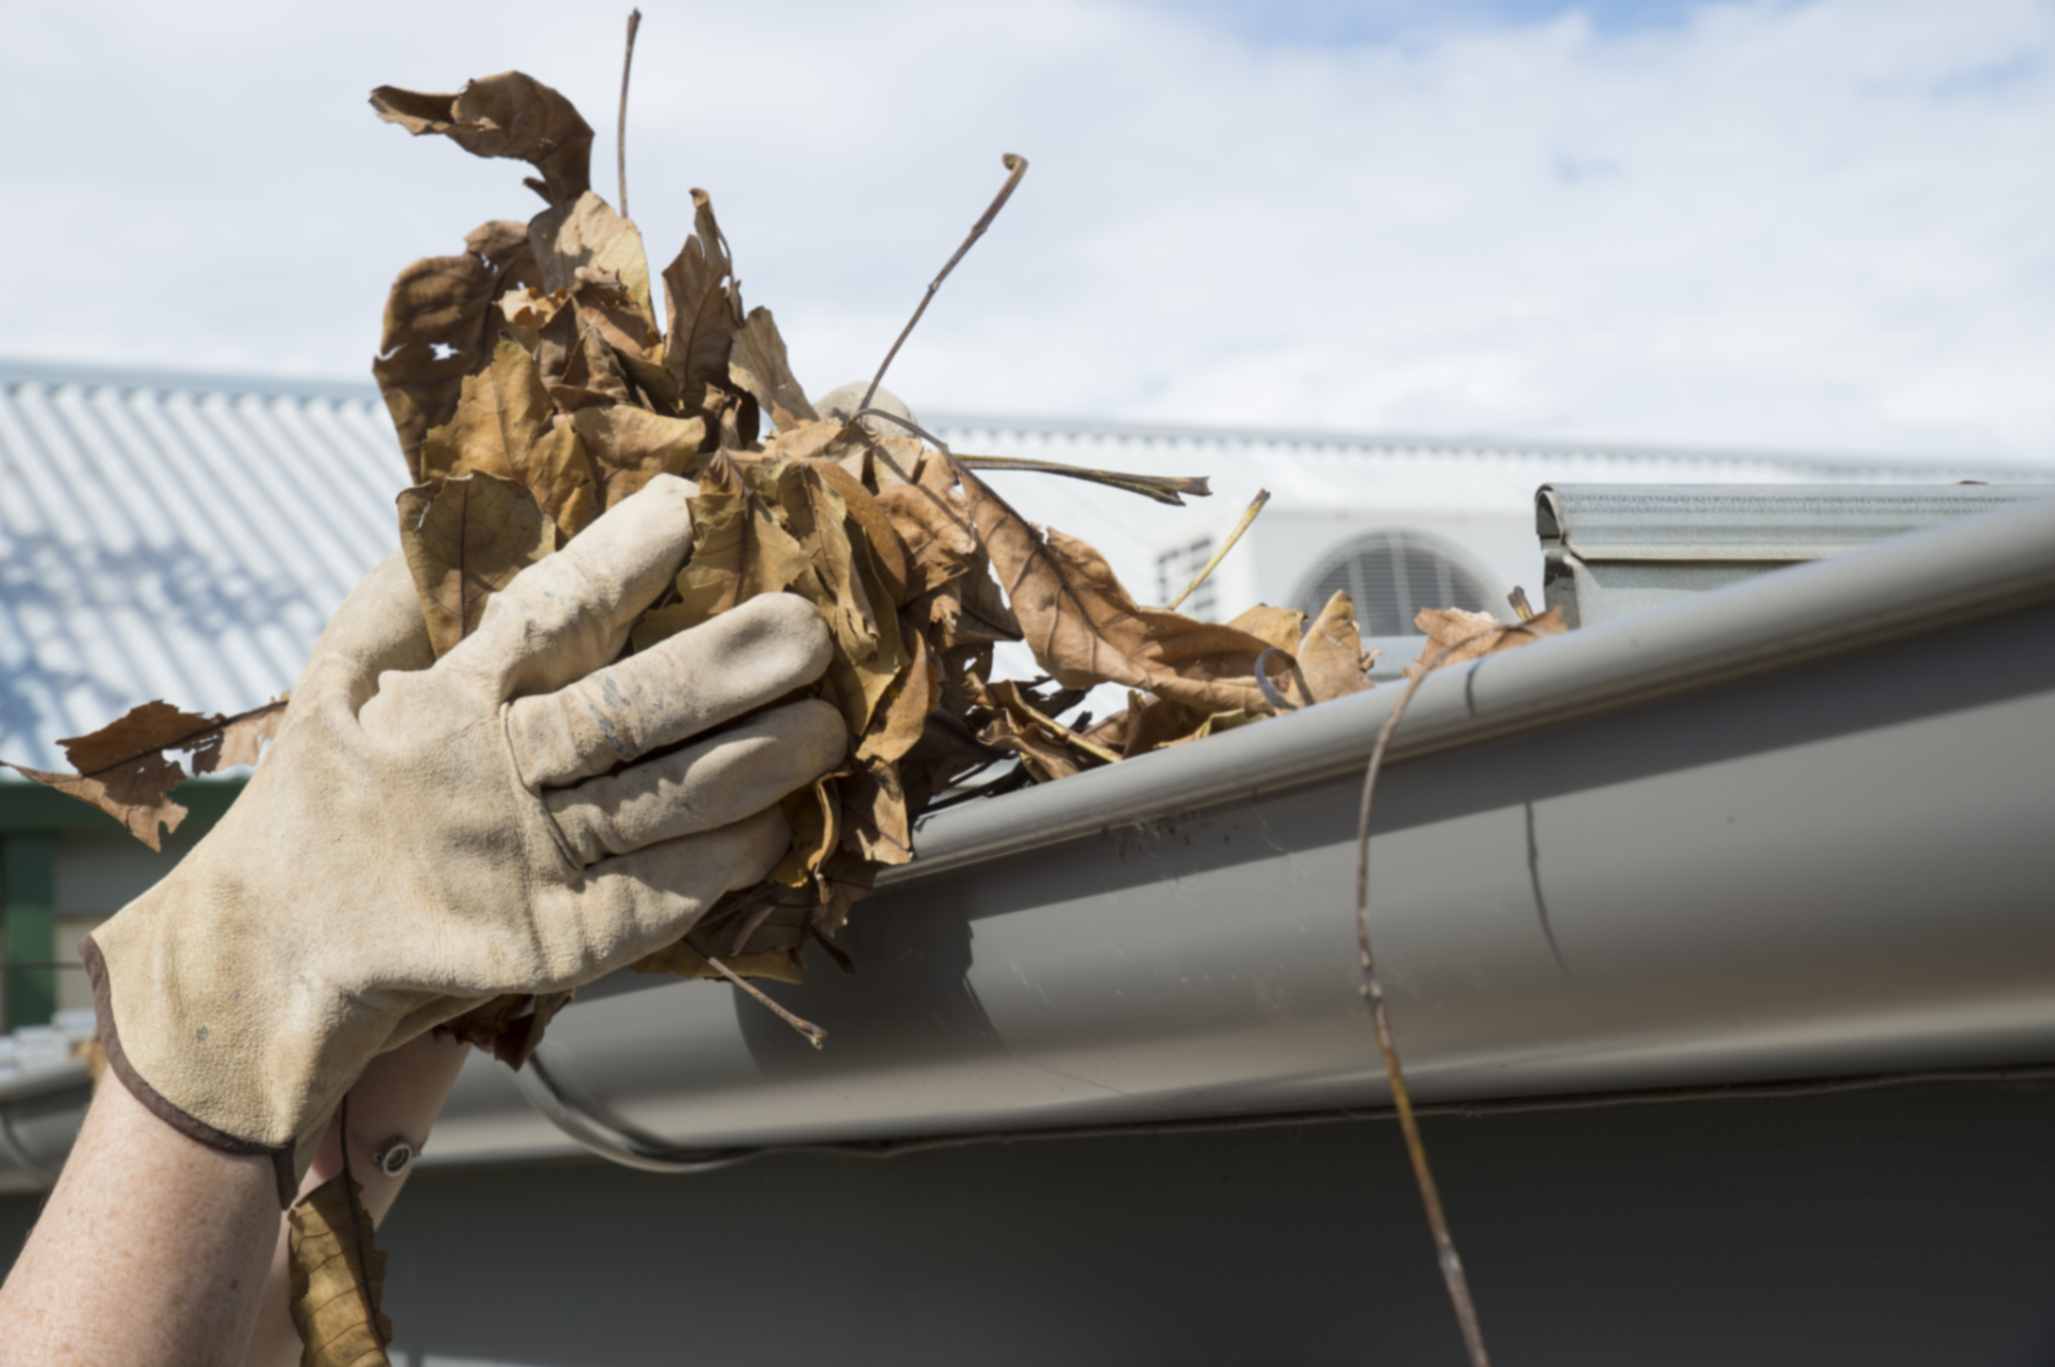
left=370, top=71, right=593, bottom=205
left=661, top=189, right=742, bottom=413
left=1296, top=591, right=1378, bottom=703
left=2, top=700, right=285, bottom=850
left=1408, top=606, right=1569, bottom=679
left=730, top=308, right=818, bottom=429
left=955, top=463, right=1282, bottom=713
left=287, top=1173, right=393, bottom=1367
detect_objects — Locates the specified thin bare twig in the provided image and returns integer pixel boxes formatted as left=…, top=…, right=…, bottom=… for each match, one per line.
left=1356, top=625, right=1540, bottom=1367
left=858, top=153, right=1028, bottom=416
left=1001, top=685, right=1124, bottom=765
left=955, top=454, right=1212, bottom=507
left=1167, top=488, right=1270, bottom=611
left=617, top=9, right=642, bottom=217
left=705, top=954, right=827, bottom=1048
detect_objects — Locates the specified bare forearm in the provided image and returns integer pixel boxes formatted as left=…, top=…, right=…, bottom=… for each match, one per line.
left=0, top=1068, right=278, bottom=1365
left=0, top=1030, right=470, bottom=1367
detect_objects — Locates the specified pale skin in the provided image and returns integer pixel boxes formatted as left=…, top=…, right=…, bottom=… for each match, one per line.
left=0, top=1031, right=469, bottom=1367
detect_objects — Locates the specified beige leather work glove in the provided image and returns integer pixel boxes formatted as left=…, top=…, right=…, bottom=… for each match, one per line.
left=82, top=475, right=845, bottom=1203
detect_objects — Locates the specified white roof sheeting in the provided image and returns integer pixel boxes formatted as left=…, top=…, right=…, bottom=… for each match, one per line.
left=3, top=356, right=2047, bottom=771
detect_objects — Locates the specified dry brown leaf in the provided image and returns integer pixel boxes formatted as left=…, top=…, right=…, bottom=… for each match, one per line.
left=437, top=992, right=572, bottom=1068
left=811, top=463, right=910, bottom=605
left=537, top=307, right=639, bottom=414
left=875, top=450, right=980, bottom=598
left=519, top=423, right=601, bottom=542
left=212, top=701, right=287, bottom=770
left=528, top=191, right=657, bottom=327
left=841, top=762, right=914, bottom=865
left=857, top=623, right=936, bottom=766
left=759, top=418, right=846, bottom=464
left=913, top=558, right=1022, bottom=651
left=287, top=1173, right=392, bottom=1367
left=956, top=465, right=1280, bottom=713
left=370, top=72, right=593, bottom=205
left=371, top=243, right=531, bottom=481
left=416, top=339, right=553, bottom=485
left=396, top=473, right=553, bottom=655
left=568, top=404, right=706, bottom=509
left=53, top=700, right=223, bottom=776
left=1296, top=591, right=1378, bottom=703
left=729, top=308, right=817, bottom=429
left=2, top=757, right=191, bottom=852
left=1226, top=604, right=1308, bottom=654
left=661, top=189, right=741, bottom=412
left=770, top=778, right=841, bottom=890
left=731, top=460, right=910, bottom=740
left=2, top=700, right=287, bottom=850
left=495, top=284, right=571, bottom=349
left=980, top=680, right=1120, bottom=778
left=1408, top=606, right=1569, bottom=679
left=631, top=462, right=813, bottom=648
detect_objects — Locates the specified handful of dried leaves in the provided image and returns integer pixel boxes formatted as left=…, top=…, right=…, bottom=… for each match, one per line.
left=352, top=68, right=1392, bottom=1058
left=0, top=66, right=1396, bottom=1055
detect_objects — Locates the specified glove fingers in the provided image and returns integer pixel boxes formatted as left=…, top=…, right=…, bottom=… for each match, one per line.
left=449, top=473, right=695, bottom=697
left=506, top=593, right=833, bottom=790
left=545, top=699, right=845, bottom=864
left=574, top=806, right=791, bottom=968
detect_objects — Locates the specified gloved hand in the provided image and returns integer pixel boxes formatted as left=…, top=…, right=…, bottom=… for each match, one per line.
left=83, top=474, right=845, bottom=1203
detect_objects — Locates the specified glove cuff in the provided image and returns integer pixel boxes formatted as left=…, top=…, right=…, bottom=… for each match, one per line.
left=81, top=933, right=303, bottom=1207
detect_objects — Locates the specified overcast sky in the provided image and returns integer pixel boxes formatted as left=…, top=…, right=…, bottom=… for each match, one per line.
left=4, top=0, right=2050, bottom=459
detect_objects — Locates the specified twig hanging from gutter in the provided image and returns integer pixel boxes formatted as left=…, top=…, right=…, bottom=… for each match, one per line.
left=1351, top=605, right=1562, bottom=1367
left=1353, top=634, right=1494, bottom=1367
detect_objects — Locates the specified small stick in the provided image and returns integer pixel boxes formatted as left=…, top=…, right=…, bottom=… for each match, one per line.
left=956, top=454, right=1212, bottom=507
left=1507, top=586, right=1536, bottom=623
left=1002, top=686, right=1124, bottom=765
left=858, top=153, right=1028, bottom=416
left=617, top=9, right=642, bottom=217
left=705, top=953, right=826, bottom=1049
left=1166, top=489, right=1270, bottom=611
left=1356, top=628, right=1528, bottom=1367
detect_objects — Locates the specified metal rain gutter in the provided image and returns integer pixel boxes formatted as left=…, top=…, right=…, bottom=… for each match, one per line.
left=9, top=496, right=2055, bottom=1181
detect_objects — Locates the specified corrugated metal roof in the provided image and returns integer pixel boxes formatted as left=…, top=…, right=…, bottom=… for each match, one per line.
left=1, top=363, right=406, bottom=770
left=3, top=356, right=2048, bottom=771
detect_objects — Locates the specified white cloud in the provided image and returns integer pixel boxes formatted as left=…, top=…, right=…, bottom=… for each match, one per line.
left=2, top=0, right=2050, bottom=457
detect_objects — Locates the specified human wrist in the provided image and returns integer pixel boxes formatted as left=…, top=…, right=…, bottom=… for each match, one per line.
left=296, top=1031, right=470, bottom=1217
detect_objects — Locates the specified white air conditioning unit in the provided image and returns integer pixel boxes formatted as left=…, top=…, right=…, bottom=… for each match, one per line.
left=1147, top=503, right=1543, bottom=677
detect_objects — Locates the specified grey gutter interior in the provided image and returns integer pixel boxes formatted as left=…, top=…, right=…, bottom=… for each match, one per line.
left=7, top=495, right=2055, bottom=1182
left=435, top=492, right=2055, bottom=1165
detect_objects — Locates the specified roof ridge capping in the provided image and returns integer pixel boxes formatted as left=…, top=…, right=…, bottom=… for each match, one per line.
left=0, top=356, right=382, bottom=406
left=926, top=411, right=2055, bottom=480
left=3, top=356, right=2048, bottom=479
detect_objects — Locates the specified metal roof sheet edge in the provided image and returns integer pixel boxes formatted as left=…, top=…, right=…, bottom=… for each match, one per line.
left=6, top=356, right=2044, bottom=481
